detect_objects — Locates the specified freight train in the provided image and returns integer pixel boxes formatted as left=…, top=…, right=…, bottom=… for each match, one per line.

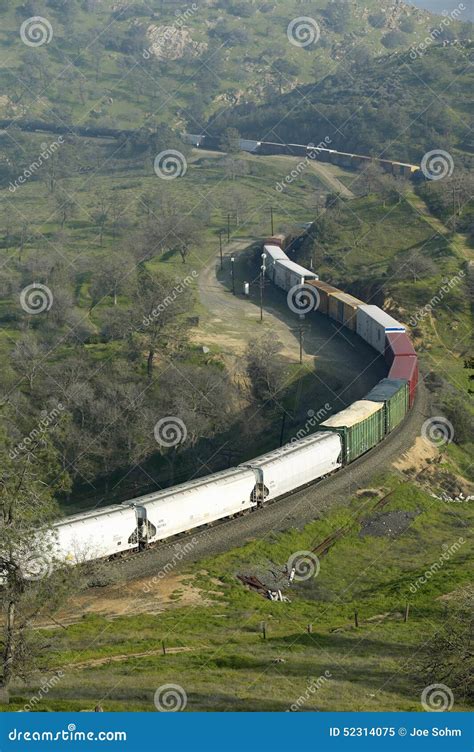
left=183, top=134, right=421, bottom=178
left=37, top=241, right=418, bottom=573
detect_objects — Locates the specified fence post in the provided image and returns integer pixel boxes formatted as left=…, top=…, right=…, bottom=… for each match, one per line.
left=354, top=610, right=359, bottom=628
left=162, top=640, right=166, bottom=656
left=404, top=602, right=410, bottom=623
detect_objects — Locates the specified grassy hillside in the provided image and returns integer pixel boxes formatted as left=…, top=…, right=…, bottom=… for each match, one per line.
left=211, top=43, right=474, bottom=162
left=0, top=0, right=459, bottom=134
left=297, top=180, right=473, bottom=483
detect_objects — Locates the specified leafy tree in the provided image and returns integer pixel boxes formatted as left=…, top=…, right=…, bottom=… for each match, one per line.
left=0, top=422, right=72, bottom=703
left=382, top=30, right=407, bottom=48
left=219, top=127, right=241, bottom=154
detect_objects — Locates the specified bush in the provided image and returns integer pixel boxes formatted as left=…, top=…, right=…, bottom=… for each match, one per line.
left=368, top=12, right=386, bottom=29
left=400, top=17, right=416, bottom=33
left=382, top=30, right=407, bottom=48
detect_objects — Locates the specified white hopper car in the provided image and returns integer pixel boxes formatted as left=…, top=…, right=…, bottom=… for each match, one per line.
left=242, top=432, right=342, bottom=500
left=45, top=433, right=342, bottom=568
left=49, top=504, right=141, bottom=565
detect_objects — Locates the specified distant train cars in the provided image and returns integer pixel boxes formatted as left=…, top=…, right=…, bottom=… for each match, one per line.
left=184, top=134, right=421, bottom=178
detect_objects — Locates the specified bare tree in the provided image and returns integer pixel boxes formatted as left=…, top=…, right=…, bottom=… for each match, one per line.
left=246, top=335, right=286, bottom=405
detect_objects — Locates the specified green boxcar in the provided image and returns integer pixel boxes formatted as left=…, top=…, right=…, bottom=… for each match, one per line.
left=320, top=400, right=385, bottom=464
left=363, top=378, right=409, bottom=434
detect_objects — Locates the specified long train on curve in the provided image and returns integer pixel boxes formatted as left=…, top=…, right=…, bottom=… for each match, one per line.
left=41, top=237, right=419, bottom=572
left=183, top=134, right=421, bottom=179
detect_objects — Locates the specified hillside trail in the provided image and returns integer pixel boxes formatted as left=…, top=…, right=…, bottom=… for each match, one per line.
left=406, top=191, right=473, bottom=262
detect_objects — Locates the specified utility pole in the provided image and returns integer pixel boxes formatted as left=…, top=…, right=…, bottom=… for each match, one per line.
left=227, top=213, right=231, bottom=242
left=219, top=230, right=224, bottom=270
left=299, top=314, right=305, bottom=364
left=279, top=412, right=286, bottom=447
left=260, top=252, right=266, bottom=322
left=231, top=255, right=235, bottom=295
left=270, top=206, right=274, bottom=235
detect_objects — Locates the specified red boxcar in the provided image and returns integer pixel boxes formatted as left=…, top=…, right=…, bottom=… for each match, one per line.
left=388, top=355, right=418, bottom=407
left=385, top=331, right=416, bottom=367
